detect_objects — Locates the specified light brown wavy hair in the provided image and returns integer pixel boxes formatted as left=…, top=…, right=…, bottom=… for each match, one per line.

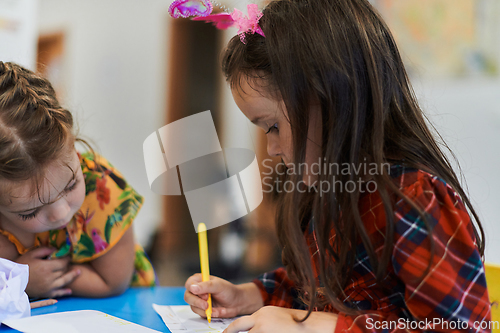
left=222, top=0, right=485, bottom=320
left=0, top=61, right=91, bottom=204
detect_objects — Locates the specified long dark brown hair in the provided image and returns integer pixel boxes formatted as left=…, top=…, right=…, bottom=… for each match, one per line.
left=222, top=0, right=484, bottom=320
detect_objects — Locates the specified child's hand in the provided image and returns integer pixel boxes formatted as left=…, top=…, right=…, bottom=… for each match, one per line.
left=16, top=247, right=81, bottom=299
left=222, top=306, right=338, bottom=333
left=184, top=273, right=264, bottom=318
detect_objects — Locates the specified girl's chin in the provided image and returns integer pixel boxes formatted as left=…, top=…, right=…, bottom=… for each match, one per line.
left=55, top=221, right=71, bottom=230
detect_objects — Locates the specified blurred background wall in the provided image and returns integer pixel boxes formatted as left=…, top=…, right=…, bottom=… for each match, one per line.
left=375, top=0, right=500, bottom=267
left=1, top=0, right=499, bottom=286
left=35, top=0, right=171, bottom=250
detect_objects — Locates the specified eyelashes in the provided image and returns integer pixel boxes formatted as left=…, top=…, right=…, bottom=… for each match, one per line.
left=265, top=123, right=279, bottom=134
left=19, top=210, right=37, bottom=221
left=65, top=178, right=78, bottom=193
left=18, top=178, right=79, bottom=221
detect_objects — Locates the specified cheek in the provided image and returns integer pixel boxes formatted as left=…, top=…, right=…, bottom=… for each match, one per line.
left=74, top=182, right=86, bottom=208
left=24, top=215, right=51, bottom=231
left=279, top=124, right=294, bottom=162
left=304, top=110, right=322, bottom=171
left=70, top=178, right=86, bottom=210
left=305, top=138, right=322, bottom=165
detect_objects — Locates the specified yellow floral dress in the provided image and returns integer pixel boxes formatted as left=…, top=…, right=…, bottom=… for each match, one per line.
left=33, top=152, right=157, bottom=286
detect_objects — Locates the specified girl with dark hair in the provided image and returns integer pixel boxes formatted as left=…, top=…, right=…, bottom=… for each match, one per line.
left=0, top=62, right=156, bottom=299
left=184, top=0, right=491, bottom=332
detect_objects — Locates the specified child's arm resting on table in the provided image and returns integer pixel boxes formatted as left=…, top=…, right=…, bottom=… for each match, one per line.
left=67, top=227, right=135, bottom=297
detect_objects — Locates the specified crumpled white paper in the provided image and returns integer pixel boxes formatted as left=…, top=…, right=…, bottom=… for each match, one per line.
left=0, top=258, right=30, bottom=323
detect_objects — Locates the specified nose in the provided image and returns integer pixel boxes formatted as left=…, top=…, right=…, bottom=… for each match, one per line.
left=47, top=198, right=72, bottom=223
left=266, top=136, right=282, bottom=158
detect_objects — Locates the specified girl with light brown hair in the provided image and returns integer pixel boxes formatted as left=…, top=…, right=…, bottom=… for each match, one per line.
left=0, top=61, right=156, bottom=299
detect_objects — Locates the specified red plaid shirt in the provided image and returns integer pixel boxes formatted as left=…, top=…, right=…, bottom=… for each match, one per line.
left=253, top=165, right=492, bottom=332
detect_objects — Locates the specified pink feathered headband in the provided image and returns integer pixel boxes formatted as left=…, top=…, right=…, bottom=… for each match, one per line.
left=168, top=0, right=265, bottom=44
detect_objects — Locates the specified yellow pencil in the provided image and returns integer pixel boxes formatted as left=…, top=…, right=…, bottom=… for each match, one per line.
left=197, top=223, right=212, bottom=323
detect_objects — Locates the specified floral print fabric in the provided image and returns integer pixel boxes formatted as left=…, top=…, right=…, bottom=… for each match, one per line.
left=35, top=152, right=156, bottom=286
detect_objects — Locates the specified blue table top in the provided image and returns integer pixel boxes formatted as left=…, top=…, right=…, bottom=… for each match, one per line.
left=0, top=287, right=188, bottom=332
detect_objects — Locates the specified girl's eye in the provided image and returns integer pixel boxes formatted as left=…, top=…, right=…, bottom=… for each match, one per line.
left=19, top=210, right=38, bottom=221
left=265, top=123, right=279, bottom=134
left=65, top=178, right=79, bottom=193
left=17, top=178, right=78, bottom=221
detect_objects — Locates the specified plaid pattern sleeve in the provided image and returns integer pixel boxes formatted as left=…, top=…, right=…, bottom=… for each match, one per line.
left=253, top=267, right=307, bottom=309
left=335, top=169, right=491, bottom=333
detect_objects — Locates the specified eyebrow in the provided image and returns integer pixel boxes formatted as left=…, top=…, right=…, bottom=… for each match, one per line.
left=250, top=116, right=266, bottom=125
left=10, top=167, right=77, bottom=214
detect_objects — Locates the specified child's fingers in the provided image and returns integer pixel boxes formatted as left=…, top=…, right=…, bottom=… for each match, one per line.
left=223, top=315, right=254, bottom=333
left=48, top=256, right=72, bottom=272
left=27, top=247, right=56, bottom=259
left=188, top=305, right=236, bottom=320
left=49, top=288, right=72, bottom=298
left=190, top=279, right=224, bottom=296
left=212, top=307, right=237, bottom=318
left=53, top=268, right=81, bottom=289
left=184, top=290, right=209, bottom=310
left=184, top=273, right=203, bottom=289
left=189, top=304, right=208, bottom=318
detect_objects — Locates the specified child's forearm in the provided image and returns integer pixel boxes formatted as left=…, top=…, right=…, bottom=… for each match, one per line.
left=65, top=228, right=135, bottom=297
left=67, top=263, right=129, bottom=297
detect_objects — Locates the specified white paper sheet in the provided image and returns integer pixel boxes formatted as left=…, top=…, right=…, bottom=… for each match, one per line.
left=0, top=258, right=30, bottom=322
left=2, top=310, right=161, bottom=333
left=153, top=304, right=248, bottom=333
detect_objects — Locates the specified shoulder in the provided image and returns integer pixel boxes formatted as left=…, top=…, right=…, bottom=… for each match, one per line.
left=389, top=164, right=468, bottom=220
left=79, top=151, right=128, bottom=191
left=0, top=231, right=20, bottom=261
left=390, top=164, right=447, bottom=193
left=70, top=152, right=143, bottom=263
left=360, top=164, right=474, bottom=244
left=388, top=165, right=478, bottom=255
left=80, top=151, right=118, bottom=175
left=361, top=164, right=460, bottom=216
left=388, top=168, right=485, bottom=301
